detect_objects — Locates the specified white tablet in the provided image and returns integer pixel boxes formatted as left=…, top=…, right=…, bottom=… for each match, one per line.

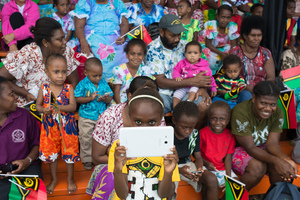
left=119, top=126, right=174, bottom=158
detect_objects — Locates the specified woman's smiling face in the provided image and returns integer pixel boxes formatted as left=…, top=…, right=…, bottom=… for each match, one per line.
left=252, top=95, right=278, bottom=120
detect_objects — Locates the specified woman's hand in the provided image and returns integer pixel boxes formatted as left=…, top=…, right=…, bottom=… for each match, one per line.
left=26, top=93, right=37, bottom=102
left=43, top=107, right=52, bottom=115
left=81, top=41, right=91, bottom=56
left=2, top=33, right=15, bottom=45
left=115, top=36, right=126, bottom=45
left=273, top=157, right=296, bottom=181
left=10, top=158, right=31, bottom=174
left=179, top=165, right=196, bottom=180
left=9, top=44, right=18, bottom=53
left=114, top=141, right=128, bottom=171
left=163, top=146, right=178, bottom=174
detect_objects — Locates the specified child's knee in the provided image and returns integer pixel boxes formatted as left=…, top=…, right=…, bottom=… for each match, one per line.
left=202, top=171, right=218, bottom=188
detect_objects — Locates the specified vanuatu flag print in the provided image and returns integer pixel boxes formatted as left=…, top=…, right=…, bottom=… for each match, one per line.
left=225, top=175, right=248, bottom=200
left=127, top=25, right=152, bottom=45
left=281, top=65, right=300, bottom=90
left=8, top=176, right=47, bottom=200
left=278, top=90, right=297, bottom=129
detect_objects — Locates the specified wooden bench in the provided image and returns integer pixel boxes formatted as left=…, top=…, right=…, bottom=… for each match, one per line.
left=42, top=141, right=300, bottom=200
left=0, top=51, right=7, bottom=58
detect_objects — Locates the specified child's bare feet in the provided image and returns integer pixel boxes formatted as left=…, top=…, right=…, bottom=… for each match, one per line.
left=67, top=178, right=77, bottom=194
left=46, top=179, right=57, bottom=194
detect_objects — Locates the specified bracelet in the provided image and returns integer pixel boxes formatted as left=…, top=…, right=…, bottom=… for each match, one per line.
left=26, top=157, right=32, bottom=164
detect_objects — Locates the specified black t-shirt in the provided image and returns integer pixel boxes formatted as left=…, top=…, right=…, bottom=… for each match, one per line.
left=174, top=129, right=200, bottom=164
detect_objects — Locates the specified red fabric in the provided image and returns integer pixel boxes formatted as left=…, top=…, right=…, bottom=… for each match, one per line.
left=200, top=127, right=236, bottom=170
left=231, top=14, right=242, bottom=34
left=286, top=18, right=296, bottom=46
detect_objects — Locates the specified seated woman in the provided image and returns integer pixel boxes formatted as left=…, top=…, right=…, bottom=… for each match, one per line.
left=0, top=17, right=79, bottom=107
left=1, top=0, right=40, bottom=52
left=87, top=76, right=165, bottom=199
left=230, top=15, right=275, bottom=103
left=0, top=76, right=42, bottom=200
left=127, top=0, right=164, bottom=28
left=73, top=0, right=130, bottom=80
left=231, top=81, right=298, bottom=191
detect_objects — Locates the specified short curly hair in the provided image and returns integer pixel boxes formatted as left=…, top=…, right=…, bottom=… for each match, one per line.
left=240, top=15, right=264, bottom=40
left=173, top=101, right=200, bottom=122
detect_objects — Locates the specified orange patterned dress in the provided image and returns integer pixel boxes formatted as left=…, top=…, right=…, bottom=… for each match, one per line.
left=39, top=83, right=80, bottom=164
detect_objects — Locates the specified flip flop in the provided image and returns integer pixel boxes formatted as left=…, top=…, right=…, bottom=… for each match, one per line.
left=83, top=162, right=93, bottom=170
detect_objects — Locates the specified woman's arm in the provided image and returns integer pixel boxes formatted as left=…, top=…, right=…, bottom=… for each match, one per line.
left=92, top=138, right=110, bottom=165
left=230, top=39, right=238, bottom=50
left=264, top=56, right=276, bottom=82
left=193, top=31, right=198, bottom=41
left=59, top=86, right=77, bottom=112
left=205, top=38, right=228, bottom=60
left=205, top=0, right=218, bottom=9
left=74, top=17, right=91, bottom=56
left=113, top=84, right=121, bottom=104
left=65, top=30, right=73, bottom=42
left=191, top=1, right=201, bottom=13
left=115, top=16, right=129, bottom=45
left=66, top=69, right=79, bottom=89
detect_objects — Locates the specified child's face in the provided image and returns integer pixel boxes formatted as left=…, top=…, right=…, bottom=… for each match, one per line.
left=84, top=64, right=103, bottom=85
left=172, top=115, right=198, bottom=140
left=45, top=59, right=68, bottom=86
left=217, top=9, right=232, bottom=28
left=177, top=1, right=190, bottom=17
left=185, top=45, right=201, bottom=65
left=252, top=6, right=263, bottom=16
left=0, top=83, right=18, bottom=113
left=209, top=107, right=230, bottom=134
left=126, top=44, right=145, bottom=68
left=130, top=101, right=162, bottom=127
left=287, top=2, right=295, bottom=19
left=55, top=0, right=70, bottom=17
left=224, top=63, right=241, bottom=80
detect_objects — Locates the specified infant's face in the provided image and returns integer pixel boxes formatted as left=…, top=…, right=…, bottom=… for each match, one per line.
left=185, top=45, right=201, bottom=65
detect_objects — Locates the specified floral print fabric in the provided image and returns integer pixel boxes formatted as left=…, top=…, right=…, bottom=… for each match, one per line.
left=181, top=19, right=200, bottom=42
left=39, top=83, right=79, bottom=164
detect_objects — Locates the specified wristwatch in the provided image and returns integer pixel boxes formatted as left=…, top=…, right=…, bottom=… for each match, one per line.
left=26, top=157, right=32, bottom=164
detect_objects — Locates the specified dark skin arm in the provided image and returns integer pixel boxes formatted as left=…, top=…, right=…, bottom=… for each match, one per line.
left=66, top=69, right=79, bottom=89
left=286, top=35, right=296, bottom=49
left=154, top=71, right=212, bottom=90
left=193, top=31, right=198, bottom=41
left=11, top=146, right=39, bottom=174
left=76, top=91, right=99, bottom=104
left=75, top=17, right=91, bottom=56
left=205, top=0, right=218, bottom=9
left=115, top=16, right=129, bottom=45
left=92, top=138, right=110, bottom=165
left=113, top=84, right=121, bottom=104
left=230, top=39, right=238, bottom=50
left=224, top=154, right=232, bottom=176
left=205, top=38, right=228, bottom=60
left=178, top=152, right=203, bottom=181
left=65, top=30, right=73, bottom=42
left=206, top=0, right=250, bottom=13
left=217, top=89, right=227, bottom=95
left=235, top=134, right=296, bottom=181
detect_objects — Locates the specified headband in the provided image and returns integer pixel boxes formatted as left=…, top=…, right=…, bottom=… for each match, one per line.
left=128, top=95, right=164, bottom=108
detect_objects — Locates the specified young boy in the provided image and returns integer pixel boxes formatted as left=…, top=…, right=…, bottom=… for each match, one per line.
left=173, top=101, right=219, bottom=200
left=214, top=54, right=246, bottom=108
left=200, top=101, right=237, bottom=189
left=285, top=0, right=296, bottom=49
left=74, top=57, right=113, bottom=169
left=250, top=3, right=264, bottom=16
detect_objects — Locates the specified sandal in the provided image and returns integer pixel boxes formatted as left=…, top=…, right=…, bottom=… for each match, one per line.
left=83, top=162, right=93, bottom=170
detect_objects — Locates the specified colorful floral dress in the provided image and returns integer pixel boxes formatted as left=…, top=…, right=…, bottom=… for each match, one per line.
left=199, top=20, right=239, bottom=74
left=52, top=12, right=77, bottom=48
left=165, top=0, right=203, bottom=29
left=181, top=19, right=200, bottom=42
left=39, top=83, right=80, bottom=164
left=73, top=0, right=129, bottom=80
left=111, top=63, right=152, bottom=103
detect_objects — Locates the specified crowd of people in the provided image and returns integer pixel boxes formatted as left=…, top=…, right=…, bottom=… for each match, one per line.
left=0, top=0, right=300, bottom=200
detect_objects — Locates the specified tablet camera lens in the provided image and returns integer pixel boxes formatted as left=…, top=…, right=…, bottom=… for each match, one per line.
left=164, top=141, right=168, bottom=144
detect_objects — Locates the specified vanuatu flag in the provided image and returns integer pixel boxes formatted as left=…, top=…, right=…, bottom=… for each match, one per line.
left=278, top=90, right=297, bottom=129
left=8, top=176, right=47, bottom=200
left=281, top=65, right=300, bottom=90
left=22, top=101, right=43, bottom=122
left=127, top=25, right=152, bottom=45
left=218, top=0, right=223, bottom=7
left=225, top=175, right=248, bottom=200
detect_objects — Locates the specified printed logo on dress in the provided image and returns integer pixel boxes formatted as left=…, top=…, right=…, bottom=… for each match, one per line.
left=12, top=129, right=25, bottom=143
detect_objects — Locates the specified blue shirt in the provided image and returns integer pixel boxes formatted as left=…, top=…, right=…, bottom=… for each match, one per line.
left=74, top=77, right=113, bottom=121
left=127, top=3, right=164, bottom=27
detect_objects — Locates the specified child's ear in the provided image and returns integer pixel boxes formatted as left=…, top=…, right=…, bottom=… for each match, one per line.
left=187, top=7, right=192, bottom=13
left=44, top=68, right=49, bottom=76
left=84, top=70, right=88, bottom=77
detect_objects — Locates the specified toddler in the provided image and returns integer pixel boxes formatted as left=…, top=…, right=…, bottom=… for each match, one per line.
left=112, top=39, right=151, bottom=104
left=74, top=57, right=113, bottom=170
left=52, top=0, right=76, bottom=48
left=214, top=54, right=246, bottom=109
left=200, top=101, right=237, bottom=190
left=173, top=101, right=219, bottom=200
left=109, top=88, right=180, bottom=200
left=285, top=0, right=296, bottom=49
left=172, top=40, right=217, bottom=108
left=177, top=0, right=200, bottom=42
left=36, top=53, right=79, bottom=194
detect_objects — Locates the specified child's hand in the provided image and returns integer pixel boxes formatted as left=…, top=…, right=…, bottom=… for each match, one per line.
left=211, top=91, right=217, bottom=97
left=97, top=95, right=112, bottom=103
left=43, top=107, right=52, bottom=115
left=163, top=146, right=179, bottom=174
left=91, top=91, right=99, bottom=100
left=114, top=141, right=128, bottom=171
left=175, top=77, right=183, bottom=82
left=179, top=165, right=196, bottom=180
left=204, top=161, right=216, bottom=171
left=193, top=167, right=204, bottom=182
